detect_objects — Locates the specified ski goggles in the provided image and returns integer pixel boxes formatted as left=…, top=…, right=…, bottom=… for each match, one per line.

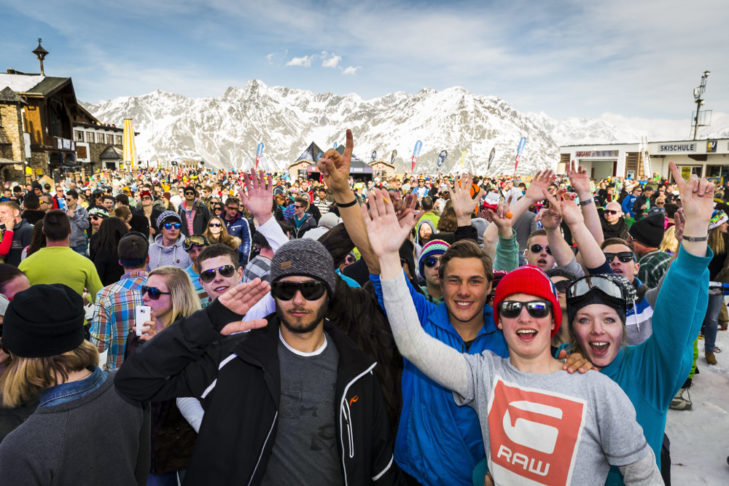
left=566, top=275, right=625, bottom=301
left=142, top=286, right=171, bottom=300
left=199, top=264, right=237, bottom=283
left=499, top=300, right=552, bottom=319
left=271, top=281, right=327, bottom=301
left=184, top=235, right=209, bottom=251
left=529, top=244, right=552, bottom=255
left=603, top=251, right=635, bottom=263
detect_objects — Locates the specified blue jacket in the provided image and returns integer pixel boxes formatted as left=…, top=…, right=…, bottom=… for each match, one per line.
left=621, top=194, right=638, bottom=218
left=224, top=213, right=252, bottom=266
left=370, top=273, right=508, bottom=486
left=602, top=245, right=710, bottom=485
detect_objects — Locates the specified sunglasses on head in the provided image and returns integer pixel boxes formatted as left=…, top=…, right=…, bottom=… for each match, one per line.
left=271, top=280, right=327, bottom=301
left=199, top=264, right=237, bottom=283
left=142, top=285, right=171, bottom=300
left=423, top=256, right=440, bottom=268
left=163, top=222, right=181, bottom=230
left=499, top=300, right=551, bottom=319
left=604, top=251, right=635, bottom=263
left=530, top=244, right=552, bottom=255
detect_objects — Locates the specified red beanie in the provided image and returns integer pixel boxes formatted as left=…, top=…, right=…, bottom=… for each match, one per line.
left=493, top=265, right=562, bottom=336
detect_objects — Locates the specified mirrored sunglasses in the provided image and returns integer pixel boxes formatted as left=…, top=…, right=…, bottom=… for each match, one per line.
left=163, top=222, right=181, bottom=230
left=530, top=244, right=552, bottom=255
left=499, top=300, right=551, bottom=319
left=200, top=264, right=237, bottom=283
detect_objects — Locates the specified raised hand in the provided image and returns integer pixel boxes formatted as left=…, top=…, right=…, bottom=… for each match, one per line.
left=220, top=318, right=268, bottom=336
left=362, top=188, right=417, bottom=258
left=240, top=169, right=273, bottom=223
left=524, top=170, right=555, bottom=201
left=218, top=278, right=270, bottom=318
left=538, top=207, right=562, bottom=231
left=484, top=197, right=513, bottom=233
left=669, top=162, right=713, bottom=225
left=567, top=161, right=591, bottom=198
left=451, top=173, right=482, bottom=224
left=318, top=130, right=353, bottom=195
left=542, top=189, right=583, bottom=227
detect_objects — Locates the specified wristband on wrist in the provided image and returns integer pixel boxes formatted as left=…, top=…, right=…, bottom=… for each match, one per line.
left=682, top=235, right=708, bottom=242
left=578, top=197, right=594, bottom=206
left=336, top=198, right=357, bottom=208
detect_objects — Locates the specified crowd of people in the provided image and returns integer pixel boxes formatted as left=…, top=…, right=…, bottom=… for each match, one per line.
left=0, top=128, right=726, bottom=485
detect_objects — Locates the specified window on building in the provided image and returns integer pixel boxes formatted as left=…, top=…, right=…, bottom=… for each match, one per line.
left=86, top=131, right=95, bottom=143
left=115, top=135, right=122, bottom=145
left=107, top=134, right=113, bottom=144
left=74, top=130, right=84, bottom=142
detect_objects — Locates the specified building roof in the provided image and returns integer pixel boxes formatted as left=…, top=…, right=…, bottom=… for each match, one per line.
left=0, top=73, right=45, bottom=92
left=24, top=76, right=71, bottom=97
left=0, top=86, right=25, bottom=104
left=99, top=145, right=123, bottom=160
left=295, top=142, right=325, bottom=163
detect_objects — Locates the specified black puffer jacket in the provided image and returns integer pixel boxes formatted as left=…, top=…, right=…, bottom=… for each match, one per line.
left=116, top=300, right=402, bottom=486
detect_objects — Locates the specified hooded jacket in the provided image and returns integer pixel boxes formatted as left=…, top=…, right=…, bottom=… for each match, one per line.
left=148, top=234, right=191, bottom=270
left=115, top=300, right=401, bottom=486
left=369, top=272, right=508, bottom=486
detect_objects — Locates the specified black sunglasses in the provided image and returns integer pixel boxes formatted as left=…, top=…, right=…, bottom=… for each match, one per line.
left=423, top=256, right=440, bottom=268
left=530, top=244, right=552, bottom=255
left=271, top=281, right=327, bottom=301
left=142, top=285, right=171, bottom=300
left=200, top=264, right=237, bottom=283
left=604, top=210, right=619, bottom=215
left=209, top=223, right=222, bottom=227
left=604, top=251, right=635, bottom=263
left=499, top=300, right=552, bottom=319
left=553, top=280, right=572, bottom=294
left=185, top=191, right=195, bottom=196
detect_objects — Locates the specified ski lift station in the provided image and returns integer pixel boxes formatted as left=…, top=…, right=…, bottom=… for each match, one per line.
left=558, top=138, right=729, bottom=182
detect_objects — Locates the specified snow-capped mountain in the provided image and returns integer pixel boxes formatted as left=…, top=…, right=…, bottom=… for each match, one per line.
left=83, top=80, right=727, bottom=174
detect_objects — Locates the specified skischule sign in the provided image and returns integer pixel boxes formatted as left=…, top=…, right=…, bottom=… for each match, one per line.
left=659, top=143, right=696, bottom=153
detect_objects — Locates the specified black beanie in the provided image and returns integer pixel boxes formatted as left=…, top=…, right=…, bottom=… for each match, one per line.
left=2, top=284, right=85, bottom=358
left=629, top=212, right=665, bottom=248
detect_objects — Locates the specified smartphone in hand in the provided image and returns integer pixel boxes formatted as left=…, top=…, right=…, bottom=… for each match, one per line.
left=135, top=305, right=151, bottom=337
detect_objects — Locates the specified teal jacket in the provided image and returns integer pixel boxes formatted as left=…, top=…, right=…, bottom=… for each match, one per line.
left=603, top=245, right=711, bottom=484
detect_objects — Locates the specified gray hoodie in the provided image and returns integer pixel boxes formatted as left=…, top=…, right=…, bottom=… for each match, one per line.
left=148, top=234, right=191, bottom=270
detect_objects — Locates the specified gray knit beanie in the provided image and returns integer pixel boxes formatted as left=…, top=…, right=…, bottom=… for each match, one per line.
left=270, top=239, right=336, bottom=296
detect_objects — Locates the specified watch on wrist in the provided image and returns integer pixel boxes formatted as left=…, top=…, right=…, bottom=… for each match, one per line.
left=578, top=197, right=594, bottom=206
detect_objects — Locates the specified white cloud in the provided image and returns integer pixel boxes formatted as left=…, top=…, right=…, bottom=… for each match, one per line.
left=342, top=66, right=359, bottom=75
left=266, top=53, right=274, bottom=63
left=321, top=52, right=341, bottom=68
left=286, top=55, right=313, bottom=67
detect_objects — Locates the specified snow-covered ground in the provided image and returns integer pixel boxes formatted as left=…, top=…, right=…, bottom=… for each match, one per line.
left=667, top=321, right=729, bottom=484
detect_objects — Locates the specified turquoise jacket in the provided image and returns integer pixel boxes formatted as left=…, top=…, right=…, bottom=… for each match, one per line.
left=370, top=272, right=507, bottom=486
left=603, top=245, right=711, bottom=485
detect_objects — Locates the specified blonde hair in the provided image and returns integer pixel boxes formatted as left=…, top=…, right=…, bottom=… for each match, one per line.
left=148, top=266, right=201, bottom=327
left=659, top=226, right=679, bottom=254
left=709, top=226, right=726, bottom=256
left=1, top=340, right=99, bottom=408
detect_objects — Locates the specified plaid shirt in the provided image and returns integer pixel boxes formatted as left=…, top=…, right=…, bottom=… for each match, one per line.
left=637, top=250, right=672, bottom=289
left=90, top=270, right=147, bottom=370
left=243, top=255, right=272, bottom=283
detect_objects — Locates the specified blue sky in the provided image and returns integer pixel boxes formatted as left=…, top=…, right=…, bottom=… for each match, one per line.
left=1, top=0, right=727, bottom=119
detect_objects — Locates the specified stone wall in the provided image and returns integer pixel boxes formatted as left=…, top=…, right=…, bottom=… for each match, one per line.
left=0, top=103, right=26, bottom=161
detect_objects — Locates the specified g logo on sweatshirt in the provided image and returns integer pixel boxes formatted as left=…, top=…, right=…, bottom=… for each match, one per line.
left=488, top=378, right=586, bottom=485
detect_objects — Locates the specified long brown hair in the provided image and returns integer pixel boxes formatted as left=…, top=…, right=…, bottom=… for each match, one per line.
left=203, top=216, right=239, bottom=250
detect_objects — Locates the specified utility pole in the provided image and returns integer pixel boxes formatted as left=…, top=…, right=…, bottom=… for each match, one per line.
left=692, top=71, right=710, bottom=140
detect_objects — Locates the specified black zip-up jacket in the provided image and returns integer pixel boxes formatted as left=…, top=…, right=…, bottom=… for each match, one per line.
left=115, top=299, right=401, bottom=486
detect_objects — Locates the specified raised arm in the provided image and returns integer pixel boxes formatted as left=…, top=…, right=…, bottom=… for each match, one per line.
left=240, top=170, right=288, bottom=251
left=318, top=130, right=380, bottom=272
left=363, top=189, right=471, bottom=397
left=567, top=161, right=604, bottom=244
left=543, top=189, right=606, bottom=270
left=539, top=207, right=575, bottom=267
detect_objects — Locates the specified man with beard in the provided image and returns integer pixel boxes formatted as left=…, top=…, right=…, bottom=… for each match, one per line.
left=115, top=238, right=400, bottom=485
left=601, top=201, right=629, bottom=240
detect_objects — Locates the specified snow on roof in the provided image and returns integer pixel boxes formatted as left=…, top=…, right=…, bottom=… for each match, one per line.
left=0, top=74, right=45, bottom=93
